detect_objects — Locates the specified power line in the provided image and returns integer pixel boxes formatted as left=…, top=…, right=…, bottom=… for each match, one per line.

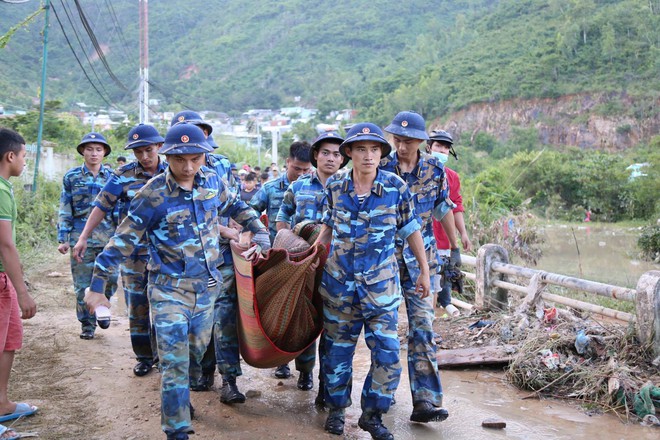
left=51, top=3, right=114, bottom=107
left=103, top=0, right=131, bottom=59
left=72, top=0, right=128, bottom=91
left=147, top=79, right=196, bottom=111
left=57, top=0, right=112, bottom=98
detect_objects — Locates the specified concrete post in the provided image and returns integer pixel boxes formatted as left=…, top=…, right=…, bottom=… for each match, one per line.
left=635, top=270, right=660, bottom=358
left=475, top=244, right=510, bottom=310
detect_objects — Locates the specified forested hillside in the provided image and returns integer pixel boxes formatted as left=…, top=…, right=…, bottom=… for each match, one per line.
left=1, top=0, right=658, bottom=121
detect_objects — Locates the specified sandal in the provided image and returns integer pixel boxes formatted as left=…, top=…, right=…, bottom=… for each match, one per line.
left=0, top=403, right=38, bottom=423
left=0, top=424, right=20, bottom=440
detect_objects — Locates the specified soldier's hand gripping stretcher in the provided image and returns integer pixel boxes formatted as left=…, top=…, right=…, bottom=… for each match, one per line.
left=241, top=229, right=271, bottom=261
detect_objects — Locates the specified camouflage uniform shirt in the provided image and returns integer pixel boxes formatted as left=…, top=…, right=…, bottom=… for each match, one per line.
left=206, top=152, right=238, bottom=266
left=380, top=151, right=455, bottom=281
left=249, top=173, right=291, bottom=241
left=321, top=169, right=421, bottom=297
left=58, top=163, right=115, bottom=247
left=276, top=171, right=327, bottom=226
left=92, top=160, right=168, bottom=254
left=90, top=167, right=264, bottom=294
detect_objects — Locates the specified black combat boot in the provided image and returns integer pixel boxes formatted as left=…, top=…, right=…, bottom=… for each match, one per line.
left=358, top=412, right=394, bottom=440
left=274, top=364, right=291, bottom=379
left=410, top=401, right=449, bottom=423
left=220, top=376, right=246, bottom=404
left=324, top=409, right=345, bottom=435
left=297, top=371, right=313, bottom=391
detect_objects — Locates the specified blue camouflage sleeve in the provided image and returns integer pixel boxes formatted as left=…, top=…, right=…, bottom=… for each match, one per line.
left=275, top=184, right=296, bottom=224
left=320, top=182, right=335, bottom=229
left=432, top=165, right=456, bottom=220
left=90, top=187, right=155, bottom=293
left=57, top=173, right=73, bottom=243
left=219, top=180, right=264, bottom=234
left=248, top=185, right=268, bottom=214
left=396, top=182, right=421, bottom=241
left=92, top=170, right=124, bottom=213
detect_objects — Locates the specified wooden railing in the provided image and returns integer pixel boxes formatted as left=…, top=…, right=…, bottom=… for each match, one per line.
left=455, top=244, right=660, bottom=357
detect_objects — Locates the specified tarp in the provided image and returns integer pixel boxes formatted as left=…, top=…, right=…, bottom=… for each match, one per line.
left=231, top=226, right=327, bottom=368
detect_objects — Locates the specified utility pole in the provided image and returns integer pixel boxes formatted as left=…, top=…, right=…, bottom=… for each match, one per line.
left=138, top=0, right=149, bottom=123
left=34, top=0, right=51, bottom=192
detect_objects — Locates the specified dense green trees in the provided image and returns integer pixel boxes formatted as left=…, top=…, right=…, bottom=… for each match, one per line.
left=2, top=1, right=658, bottom=118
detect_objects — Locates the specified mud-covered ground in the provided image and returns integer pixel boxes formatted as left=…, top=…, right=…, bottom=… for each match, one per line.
left=6, top=250, right=658, bottom=440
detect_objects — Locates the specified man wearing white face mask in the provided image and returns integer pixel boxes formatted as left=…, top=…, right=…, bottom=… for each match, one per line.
left=427, top=130, right=472, bottom=317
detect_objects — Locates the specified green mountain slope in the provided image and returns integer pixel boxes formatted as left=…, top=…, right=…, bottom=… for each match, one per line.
left=1, top=0, right=658, bottom=119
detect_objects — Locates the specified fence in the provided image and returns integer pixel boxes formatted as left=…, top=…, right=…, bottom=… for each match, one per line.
left=457, top=244, right=660, bottom=357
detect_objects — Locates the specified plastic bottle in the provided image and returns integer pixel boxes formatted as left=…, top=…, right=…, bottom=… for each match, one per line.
left=95, top=305, right=111, bottom=329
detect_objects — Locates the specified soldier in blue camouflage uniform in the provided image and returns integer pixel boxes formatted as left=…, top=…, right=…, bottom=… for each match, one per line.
left=72, top=124, right=166, bottom=376
left=382, top=111, right=461, bottom=424
left=168, top=111, right=249, bottom=402
left=57, top=132, right=118, bottom=340
left=249, top=141, right=312, bottom=380
left=313, top=123, right=431, bottom=440
left=276, top=132, right=347, bottom=395
left=84, top=124, right=268, bottom=440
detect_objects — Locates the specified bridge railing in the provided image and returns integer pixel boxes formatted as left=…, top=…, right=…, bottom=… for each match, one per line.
left=456, top=244, right=660, bottom=357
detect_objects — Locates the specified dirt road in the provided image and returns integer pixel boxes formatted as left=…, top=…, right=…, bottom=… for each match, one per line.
left=7, top=250, right=658, bottom=440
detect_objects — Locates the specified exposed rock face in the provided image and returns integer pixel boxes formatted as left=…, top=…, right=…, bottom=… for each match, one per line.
left=435, top=93, right=660, bottom=151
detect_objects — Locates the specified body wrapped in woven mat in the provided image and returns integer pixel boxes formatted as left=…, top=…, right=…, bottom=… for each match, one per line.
left=231, top=223, right=327, bottom=368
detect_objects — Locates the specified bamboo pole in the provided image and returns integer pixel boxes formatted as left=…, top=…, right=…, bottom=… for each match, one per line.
left=491, top=261, right=636, bottom=302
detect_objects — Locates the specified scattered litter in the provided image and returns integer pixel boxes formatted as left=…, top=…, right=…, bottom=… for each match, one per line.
left=539, top=349, right=560, bottom=370
left=469, top=320, right=495, bottom=330
left=574, top=330, right=590, bottom=355
left=47, top=271, right=64, bottom=277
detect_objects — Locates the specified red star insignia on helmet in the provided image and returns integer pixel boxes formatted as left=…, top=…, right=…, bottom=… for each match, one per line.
left=401, top=121, right=408, bottom=127
left=178, top=116, right=185, bottom=122
left=362, top=127, right=370, bottom=133
left=132, top=133, right=139, bottom=139
left=181, top=135, right=190, bottom=143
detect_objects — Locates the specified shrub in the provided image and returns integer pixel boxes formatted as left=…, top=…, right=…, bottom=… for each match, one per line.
left=638, top=225, right=660, bottom=262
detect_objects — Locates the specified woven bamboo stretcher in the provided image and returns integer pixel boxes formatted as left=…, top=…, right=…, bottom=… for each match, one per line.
left=231, top=224, right=327, bottom=368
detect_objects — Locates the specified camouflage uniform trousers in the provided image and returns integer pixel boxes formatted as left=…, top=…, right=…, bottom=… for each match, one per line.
left=320, top=274, right=402, bottom=414
left=70, top=247, right=117, bottom=332
left=399, top=264, right=444, bottom=407
left=189, top=263, right=239, bottom=383
left=120, top=253, right=157, bottom=365
left=148, top=274, right=220, bottom=436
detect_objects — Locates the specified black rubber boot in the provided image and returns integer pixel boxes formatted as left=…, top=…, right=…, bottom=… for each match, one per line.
left=220, top=377, right=246, bottom=404
left=274, top=364, right=291, bottom=379
left=358, top=412, right=394, bottom=440
left=324, top=409, right=345, bottom=435
left=133, top=361, right=153, bottom=377
left=410, top=401, right=449, bottom=423
left=297, top=372, right=313, bottom=391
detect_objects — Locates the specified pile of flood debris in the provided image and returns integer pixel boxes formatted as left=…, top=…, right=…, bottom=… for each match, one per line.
left=430, top=291, right=660, bottom=424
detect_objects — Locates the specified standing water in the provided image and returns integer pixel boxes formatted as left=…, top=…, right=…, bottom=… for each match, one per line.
left=537, top=223, right=659, bottom=288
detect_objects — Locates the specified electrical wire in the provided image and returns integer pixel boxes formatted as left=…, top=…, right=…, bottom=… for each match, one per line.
left=103, top=0, right=131, bottom=59
left=57, top=0, right=112, bottom=98
left=72, top=0, right=128, bottom=91
left=51, top=3, right=114, bottom=107
left=147, top=79, right=196, bottom=111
